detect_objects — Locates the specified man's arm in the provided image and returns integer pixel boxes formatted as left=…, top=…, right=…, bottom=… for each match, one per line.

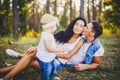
left=56, top=39, right=83, bottom=59
left=74, top=56, right=103, bottom=71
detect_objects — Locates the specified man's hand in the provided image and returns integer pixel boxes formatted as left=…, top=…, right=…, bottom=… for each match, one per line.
left=73, top=56, right=102, bottom=71
left=74, top=64, right=87, bottom=71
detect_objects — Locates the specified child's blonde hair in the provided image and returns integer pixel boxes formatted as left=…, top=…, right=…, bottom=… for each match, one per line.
left=41, top=13, right=58, bottom=29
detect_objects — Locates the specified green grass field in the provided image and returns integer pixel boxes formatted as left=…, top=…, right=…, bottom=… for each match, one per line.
left=0, top=35, right=120, bottom=80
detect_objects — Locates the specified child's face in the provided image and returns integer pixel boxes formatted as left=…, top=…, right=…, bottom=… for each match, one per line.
left=51, top=24, right=57, bottom=33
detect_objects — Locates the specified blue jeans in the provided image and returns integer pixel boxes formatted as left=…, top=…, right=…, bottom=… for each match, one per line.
left=36, top=57, right=64, bottom=80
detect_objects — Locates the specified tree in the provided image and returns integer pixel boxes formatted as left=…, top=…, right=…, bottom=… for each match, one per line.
left=103, top=0, right=120, bottom=28
left=18, top=0, right=27, bottom=35
left=60, top=1, right=69, bottom=28
left=70, top=0, right=73, bottom=21
left=18, top=0, right=32, bottom=35
left=12, top=0, right=18, bottom=40
left=54, top=0, right=57, bottom=16
left=92, top=0, right=96, bottom=20
left=46, top=0, right=50, bottom=13
left=98, top=0, right=102, bottom=23
left=80, top=0, right=85, bottom=18
left=32, top=0, right=39, bottom=32
left=72, top=1, right=77, bottom=19
left=0, top=0, right=11, bottom=37
left=87, top=0, right=90, bottom=23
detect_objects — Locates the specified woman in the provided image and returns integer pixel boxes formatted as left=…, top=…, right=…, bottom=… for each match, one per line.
left=0, top=16, right=86, bottom=80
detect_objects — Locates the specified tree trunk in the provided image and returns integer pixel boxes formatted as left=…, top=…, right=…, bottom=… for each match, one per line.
left=12, top=0, right=18, bottom=40
left=87, top=0, right=90, bottom=23
left=70, top=0, right=72, bottom=21
left=46, top=0, right=50, bottom=13
left=98, top=0, right=102, bottom=23
left=60, top=1, right=68, bottom=28
left=54, top=0, right=57, bottom=16
left=34, top=1, right=39, bottom=32
left=80, top=0, right=84, bottom=18
left=18, top=0, right=27, bottom=35
left=92, top=0, right=96, bottom=20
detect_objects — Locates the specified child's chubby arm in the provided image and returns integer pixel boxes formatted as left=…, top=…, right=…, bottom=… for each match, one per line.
left=44, top=39, right=65, bottom=53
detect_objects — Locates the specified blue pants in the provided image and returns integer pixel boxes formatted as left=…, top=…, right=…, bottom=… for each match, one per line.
left=36, top=57, right=64, bottom=80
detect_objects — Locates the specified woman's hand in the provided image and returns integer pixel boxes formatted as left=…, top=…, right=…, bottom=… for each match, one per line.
left=25, top=47, right=37, bottom=55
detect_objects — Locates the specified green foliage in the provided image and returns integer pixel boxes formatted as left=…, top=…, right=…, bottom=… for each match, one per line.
left=0, top=36, right=17, bottom=44
left=60, top=15, right=69, bottom=29
left=57, top=25, right=65, bottom=31
left=0, top=0, right=34, bottom=37
left=102, top=0, right=120, bottom=28
left=18, top=0, right=32, bottom=35
left=0, top=0, right=12, bottom=36
left=100, top=0, right=120, bottom=36
left=59, top=2, right=69, bottom=29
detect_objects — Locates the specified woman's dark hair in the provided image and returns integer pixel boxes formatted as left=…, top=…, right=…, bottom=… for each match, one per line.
left=54, top=17, right=86, bottom=43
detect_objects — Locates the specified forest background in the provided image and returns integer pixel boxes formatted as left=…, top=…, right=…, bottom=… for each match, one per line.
left=0, top=0, right=120, bottom=80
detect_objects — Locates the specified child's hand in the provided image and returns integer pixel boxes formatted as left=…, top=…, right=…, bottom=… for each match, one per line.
left=56, top=46, right=65, bottom=52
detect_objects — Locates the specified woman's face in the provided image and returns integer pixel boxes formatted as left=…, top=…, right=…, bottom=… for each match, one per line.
left=73, top=20, right=85, bottom=35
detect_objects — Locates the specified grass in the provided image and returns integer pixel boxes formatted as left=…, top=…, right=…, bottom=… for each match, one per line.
left=0, top=35, right=120, bottom=80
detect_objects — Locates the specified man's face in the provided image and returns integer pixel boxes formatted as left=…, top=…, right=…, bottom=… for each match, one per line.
left=82, top=23, right=93, bottom=37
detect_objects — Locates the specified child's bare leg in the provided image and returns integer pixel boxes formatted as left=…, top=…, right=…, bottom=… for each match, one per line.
left=3, top=54, right=36, bottom=80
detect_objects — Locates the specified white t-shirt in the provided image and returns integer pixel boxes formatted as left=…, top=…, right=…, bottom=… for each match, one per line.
left=36, top=31, right=56, bottom=62
left=67, top=43, right=104, bottom=64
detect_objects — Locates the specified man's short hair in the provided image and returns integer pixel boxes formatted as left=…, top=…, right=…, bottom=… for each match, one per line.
left=92, top=21, right=103, bottom=38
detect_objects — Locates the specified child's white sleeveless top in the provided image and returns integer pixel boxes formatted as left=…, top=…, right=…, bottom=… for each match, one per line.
left=36, top=31, right=56, bottom=62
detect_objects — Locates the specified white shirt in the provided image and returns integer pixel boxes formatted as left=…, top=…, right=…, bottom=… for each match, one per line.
left=67, top=43, right=104, bottom=64
left=56, top=37, right=82, bottom=64
left=36, top=31, right=56, bottom=62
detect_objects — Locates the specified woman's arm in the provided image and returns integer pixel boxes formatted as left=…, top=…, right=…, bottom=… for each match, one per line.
left=74, top=56, right=103, bottom=71
left=56, top=39, right=84, bottom=59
